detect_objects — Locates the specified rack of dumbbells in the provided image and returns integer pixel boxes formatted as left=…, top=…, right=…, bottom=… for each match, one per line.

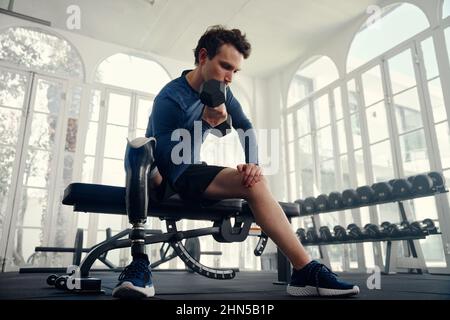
left=294, top=171, right=446, bottom=274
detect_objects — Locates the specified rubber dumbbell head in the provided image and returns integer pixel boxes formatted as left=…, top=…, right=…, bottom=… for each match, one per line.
left=428, top=171, right=445, bottom=191
left=306, top=227, right=320, bottom=243
left=315, top=194, right=329, bottom=211
left=347, top=223, right=364, bottom=239
left=422, top=218, right=438, bottom=234
left=411, top=174, right=433, bottom=195
left=199, top=79, right=226, bottom=108
left=303, top=197, right=317, bottom=214
left=356, top=185, right=375, bottom=204
left=319, top=226, right=334, bottom=242
left=296, top=228, right=307, bottom=243
left=391, top=179, right=413, bottom=199
left=328, top=192, right=343, bottom=210
left=364, top=223, right=381, bottom=238
left=333, top=225, right=348, bottom=241
left=342, top=189, right=359, bottom=207
left=371, top=182, right=393, bottom=202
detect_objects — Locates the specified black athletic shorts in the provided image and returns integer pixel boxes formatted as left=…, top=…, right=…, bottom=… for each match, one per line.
left=173, top=162, right=226, bottom=203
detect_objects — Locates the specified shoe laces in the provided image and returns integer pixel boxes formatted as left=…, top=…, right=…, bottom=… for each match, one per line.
left=118, top=259, right=150, bottom=281
left=307, top=262, right=338, bottom=296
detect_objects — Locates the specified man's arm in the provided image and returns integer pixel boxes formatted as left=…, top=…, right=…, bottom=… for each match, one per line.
left=145, top=94, right=186, bottom=184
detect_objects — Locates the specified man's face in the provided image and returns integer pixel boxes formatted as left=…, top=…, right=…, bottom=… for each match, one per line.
left=200, top=44, right=243, bottom=86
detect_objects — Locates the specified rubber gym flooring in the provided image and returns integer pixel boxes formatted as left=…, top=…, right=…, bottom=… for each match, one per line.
left=0, top=270, right=449, bottom=300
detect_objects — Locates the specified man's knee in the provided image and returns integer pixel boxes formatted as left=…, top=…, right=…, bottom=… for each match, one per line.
left=258, top=174, right=268, bottom=185
left=245, top=175, right=269, bottom=200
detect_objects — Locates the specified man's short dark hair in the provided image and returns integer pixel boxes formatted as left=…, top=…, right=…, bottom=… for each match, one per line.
left=193, top=25, right=251, bottom=65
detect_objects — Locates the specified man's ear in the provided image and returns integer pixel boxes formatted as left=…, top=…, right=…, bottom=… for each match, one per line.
left=198, top=48, right=208, bottom=65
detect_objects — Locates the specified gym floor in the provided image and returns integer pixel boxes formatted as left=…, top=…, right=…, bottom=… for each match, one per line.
left=1, top=270, right=449, bottom=300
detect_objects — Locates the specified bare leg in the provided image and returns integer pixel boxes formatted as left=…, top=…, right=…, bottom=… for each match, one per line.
left=204, top=168, right=311, bottom=270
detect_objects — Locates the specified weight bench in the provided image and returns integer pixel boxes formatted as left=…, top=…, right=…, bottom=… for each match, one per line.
left=54, top=137, right=300, bottom=292
left=61, top=183, right=299, bottom=287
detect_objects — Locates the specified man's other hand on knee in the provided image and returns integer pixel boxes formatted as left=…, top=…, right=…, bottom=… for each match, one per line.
left=237, top=163, right=263, bottom=188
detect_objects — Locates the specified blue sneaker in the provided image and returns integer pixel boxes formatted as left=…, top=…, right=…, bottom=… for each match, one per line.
left=287, top=260, right=359, bottom=297
left=112, top=255, right=155, bottom=299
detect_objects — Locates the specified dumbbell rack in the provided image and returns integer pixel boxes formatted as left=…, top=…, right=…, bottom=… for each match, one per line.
left=301, top=187, right=447, bottom=274
left=300, top=188, right=448, bottom=216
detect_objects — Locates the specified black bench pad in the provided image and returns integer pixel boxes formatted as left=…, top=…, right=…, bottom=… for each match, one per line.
left=63, top=183, right=300, bottom=222
left=63, top=183, right=243, bottom=222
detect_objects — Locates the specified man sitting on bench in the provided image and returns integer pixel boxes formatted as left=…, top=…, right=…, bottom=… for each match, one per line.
left=112, top=25, right=360, bottom=299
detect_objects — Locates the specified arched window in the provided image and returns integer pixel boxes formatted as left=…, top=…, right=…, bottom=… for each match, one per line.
left=0, top=27, right=84, bottom=79
left=347, top=3, right=429, bottom=72
left=95, top=53, right=170, bottom=94
left=0, top=27, right=85, bottom=270
left=444, top=0, right=450, bottom=19
left=287, top=56, right=338, bottom=107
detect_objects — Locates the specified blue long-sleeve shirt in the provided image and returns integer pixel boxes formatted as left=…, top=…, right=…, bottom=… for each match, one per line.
left=145, top=70, right=258, bottom=186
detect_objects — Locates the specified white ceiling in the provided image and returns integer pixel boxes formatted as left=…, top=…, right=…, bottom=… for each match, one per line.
left=12, top=0, right=383, bottom=76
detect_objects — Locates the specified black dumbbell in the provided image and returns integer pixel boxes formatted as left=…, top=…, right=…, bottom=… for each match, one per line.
left=55, top=275, right=69, bottom=290
left=371, top=182, right=393, bottom=202
left=380, top=221, right=401, bottom=237
left=328, top=192, right=344, bottom=210
left=363, top=223, right=382, bottom=238
left=398, top=221, right=412, bottom=236
left=306, top=227, right=320, bottom=243
left=296, top=228, right=307, bottom=243
left=199, top=79, right=226, bottom=107
left=356, top=185, right=375, bottom=204
left=342, top=189, right=359, bottom=207
left=347, top=223, right=365, bottom=239
left=422, top=218, right=438, bottom=234
left=199, top=79, right=231, bottom=137
left=407, top=175, right=416, bottom=185
left=303, top=197, right=317, bottom=214
left=410, top=221, right=425, bottom=236
left=411, top=174, right=434, bottom=195
left=428, top=171, right=445, bottom=191
left=391, top=179, right=413, bottom=199
left=333, top=225, right=348, bottom=241
left=380, top=221, right=391, bottom=236
left=47, top=274, right=59, bottom=286
left=315, top=194, right=329, bottom=212
left=319, top=226, right=334, bottom=242
left=399, top=221, right=422, bottom=236
left=294, top=199, right=306, bottom=216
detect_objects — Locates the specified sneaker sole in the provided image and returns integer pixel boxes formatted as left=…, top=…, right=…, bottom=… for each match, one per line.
left=112, top=281, right=155, bottom=299
left=287, top=284, right=360, bottom=297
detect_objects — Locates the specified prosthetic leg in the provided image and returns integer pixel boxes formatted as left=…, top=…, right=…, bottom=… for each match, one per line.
left=109, top=137, right=157, bottom=298
left=124, top=137, right=156, bottom=259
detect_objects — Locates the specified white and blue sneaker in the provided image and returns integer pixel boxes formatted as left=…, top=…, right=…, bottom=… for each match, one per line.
left=287, top=260, right=359, bottom=297
left=112, top=255, right=155, bottom=299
